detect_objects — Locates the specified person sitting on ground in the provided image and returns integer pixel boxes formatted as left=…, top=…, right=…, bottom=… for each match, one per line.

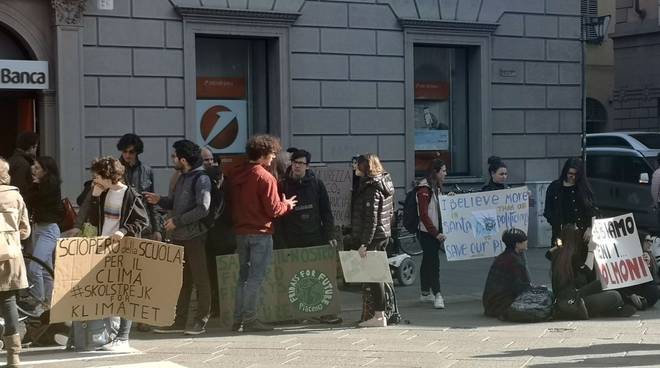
left=551, top=224, right=634, bottom=319
left=619, top=230, right=659, bottom=310
left=482, top=228, right=531, bottom=319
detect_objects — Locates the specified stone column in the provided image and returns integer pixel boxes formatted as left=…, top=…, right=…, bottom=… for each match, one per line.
left=51, top=0, right=86, bottom=199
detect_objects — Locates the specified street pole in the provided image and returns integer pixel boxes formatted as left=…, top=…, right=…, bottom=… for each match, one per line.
left=581, top=16, right=587, bottom=165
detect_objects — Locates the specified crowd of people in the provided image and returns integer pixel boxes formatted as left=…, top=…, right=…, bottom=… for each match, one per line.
left=0, top=130, right=659, bottom=363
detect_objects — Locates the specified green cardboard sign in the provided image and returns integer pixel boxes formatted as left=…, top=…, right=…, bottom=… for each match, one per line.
left=215, top=245, right=341, bottom=326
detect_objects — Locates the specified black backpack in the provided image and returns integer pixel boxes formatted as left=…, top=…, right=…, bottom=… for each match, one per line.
left=402, top=188, right=419, bottom=234
left=193, top=168, right=225, bottom=230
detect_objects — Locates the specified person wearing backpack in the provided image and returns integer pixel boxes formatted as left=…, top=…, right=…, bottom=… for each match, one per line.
left=144, top=140, right=213, bottom=335
left=416, top=159, right=448, bottom=309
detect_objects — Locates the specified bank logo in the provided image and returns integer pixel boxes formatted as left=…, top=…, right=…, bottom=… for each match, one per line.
left=200, top=105, right=239, bottom=150
left=288, top=269, right=334, bottom=313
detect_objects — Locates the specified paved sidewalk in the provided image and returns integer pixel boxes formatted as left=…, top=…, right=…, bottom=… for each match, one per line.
left=8, top=249, right=660, bottom=367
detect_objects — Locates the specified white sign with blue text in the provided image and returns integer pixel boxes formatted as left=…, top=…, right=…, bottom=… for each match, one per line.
left=439, top=187, right=530, bottom=261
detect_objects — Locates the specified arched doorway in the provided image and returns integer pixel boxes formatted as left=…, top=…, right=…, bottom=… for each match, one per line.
left=0, top=24, right=39, bottom=158
left=586, top=97, right=607, bottom=133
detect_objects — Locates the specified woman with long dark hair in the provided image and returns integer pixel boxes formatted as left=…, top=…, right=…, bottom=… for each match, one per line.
left=482, top=156, right=510, bottom=192
left=551, top=224, right=633, bottom=318
left=543, top=158, right=597, bottom=254
left=416, top=159, right=448, bottom=309
left=351, top=153, right=394, bottom=327
left=26, top=156, right=63, bottom=309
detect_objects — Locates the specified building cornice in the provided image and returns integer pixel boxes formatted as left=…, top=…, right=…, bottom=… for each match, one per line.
left=175, top=6, right=300, bottom=25
left=398, top=18, right=499, bottom=34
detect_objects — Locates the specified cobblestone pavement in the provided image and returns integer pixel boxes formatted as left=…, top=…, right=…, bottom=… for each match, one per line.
left=8, top=249, right=660, bottom=368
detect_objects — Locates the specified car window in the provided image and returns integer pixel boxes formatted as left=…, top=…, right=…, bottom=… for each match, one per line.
left=587, top=155, right=621, bottom=181
left=629, top=134, right=660, bottom=149
left=586, top=136, right=632, bottom=148
left=620, top=156, right=653, bottom=184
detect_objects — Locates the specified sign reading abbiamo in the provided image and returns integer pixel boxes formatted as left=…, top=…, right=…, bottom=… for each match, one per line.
left=0, top=60, right=48, bottom=89
left=440, top=187, right=530, bottom=261
left=591, top=214, right=653, bottom=290
left=50, top=237, right=184, bottom=326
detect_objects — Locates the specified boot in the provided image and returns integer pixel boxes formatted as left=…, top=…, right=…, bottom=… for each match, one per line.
left=3, top=333, right=21, bottom=367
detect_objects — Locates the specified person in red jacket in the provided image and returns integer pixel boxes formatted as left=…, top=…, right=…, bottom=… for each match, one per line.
left=228, top=134, right=297, bottom=332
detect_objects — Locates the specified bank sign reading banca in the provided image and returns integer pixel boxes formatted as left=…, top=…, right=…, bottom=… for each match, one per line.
left=0, top=60, right=49, bottom=90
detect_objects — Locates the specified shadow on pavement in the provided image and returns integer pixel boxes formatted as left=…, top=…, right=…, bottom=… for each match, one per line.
left=477, top=343, right=660, bottom=367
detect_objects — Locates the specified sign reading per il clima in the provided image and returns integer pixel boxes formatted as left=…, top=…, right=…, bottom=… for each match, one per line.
left=0, top=60, right=49, bottom=90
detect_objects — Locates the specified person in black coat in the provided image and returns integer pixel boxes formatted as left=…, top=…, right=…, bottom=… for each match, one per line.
left=482, top=228, right=531, bottom=319
left=482, top=156, right=510, bottom=192
left=543, top=158, right=597, bottom=255
left=278, top=150, right=336, bottom=248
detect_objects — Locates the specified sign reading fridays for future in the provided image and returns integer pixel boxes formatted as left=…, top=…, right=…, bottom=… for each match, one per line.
left=50, top=237, right=184, bottom=326
left=439, top=187, right=530, bottom=261
left=591, top=213, right=653, bottom=290
left=215, top=245, right=340, bottom=326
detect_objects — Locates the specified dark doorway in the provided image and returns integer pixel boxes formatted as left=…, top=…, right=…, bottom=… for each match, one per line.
left=0, top=24, right=39, bottom=158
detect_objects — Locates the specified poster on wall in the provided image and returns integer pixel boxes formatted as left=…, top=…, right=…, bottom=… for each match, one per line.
left=196, top=99, right=248, bottom=154
left=414, top=102, right=449, bottom=151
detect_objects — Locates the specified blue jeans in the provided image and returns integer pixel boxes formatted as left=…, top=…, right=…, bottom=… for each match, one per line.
left=233, top=234, right=273, bottom=322
left=28, top=223, right=59, bottom=304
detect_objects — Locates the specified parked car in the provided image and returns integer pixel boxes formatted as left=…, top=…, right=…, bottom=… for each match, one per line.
left=585, top=132, right=660, bottom=234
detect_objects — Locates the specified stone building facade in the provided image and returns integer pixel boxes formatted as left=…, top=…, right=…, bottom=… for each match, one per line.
left=0, top=0, right=584, bottom=200
left=611, top=0, right=660, bottom=131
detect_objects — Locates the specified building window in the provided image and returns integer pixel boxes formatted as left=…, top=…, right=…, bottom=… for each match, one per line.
left=413, top=46, right=470, bottom=176
left=195, top=37, right=270, bottom=154
left=581, top=0, right=598, bottom=39
left=586, top=97, right=607, bottom=133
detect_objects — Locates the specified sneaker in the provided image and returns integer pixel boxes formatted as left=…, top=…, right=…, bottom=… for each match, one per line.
left=420, top=293, right=434, bottom=303
left=242, top=319, right=274, bottom=332
left=54, top=333, right=68, bottom=347
left=184, top=320, right=207, bottom=335
left=615, top=304, right=636, bottom=317
left=358, top=316, right=387, bottom=328
left=100, top=339, right=131, bottom=352
left=153, top=322, right=185, bottom=334
left=434, top=293, right=445, bottom=309
left=231, top=321, right=242, bottom=332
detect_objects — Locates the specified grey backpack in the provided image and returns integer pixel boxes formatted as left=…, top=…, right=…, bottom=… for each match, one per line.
left=67, top=317, right=119, bottom=351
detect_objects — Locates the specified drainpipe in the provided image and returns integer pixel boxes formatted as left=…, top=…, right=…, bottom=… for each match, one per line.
left=634, top=0, right=647, bottom=19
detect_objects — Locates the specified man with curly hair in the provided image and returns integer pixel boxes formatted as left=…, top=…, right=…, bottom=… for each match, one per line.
left=145, top=140, right=213, bottom=335
left=87, top=156, right=150, bottom=351
left=228, top=134, right=297, bottom=332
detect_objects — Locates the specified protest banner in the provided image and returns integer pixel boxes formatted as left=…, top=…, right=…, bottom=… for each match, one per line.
left=338, top=251, right=393, bottom=283
left=439, top=187, right=530, bottom=261
left=310, top=166, right=352, bottom=227
left=591, top=213, right=653, bottom=290
left=216, top=245, right=340, bottom=326
left=50, top=236, right=184, bottom=326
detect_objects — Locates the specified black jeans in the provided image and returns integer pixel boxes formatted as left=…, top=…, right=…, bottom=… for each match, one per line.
left=364, top=238, right=389, bottom=311
left=579, top=279, right=623, bottom=317
left=0, top=291, right=19, bottom=336
left=174, top=234, right=212, bottom=324
left=419, top=232, right=441, bottom=295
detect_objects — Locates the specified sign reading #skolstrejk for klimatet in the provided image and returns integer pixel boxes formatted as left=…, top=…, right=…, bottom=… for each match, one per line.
left=0, top=60, right=49, bottom=90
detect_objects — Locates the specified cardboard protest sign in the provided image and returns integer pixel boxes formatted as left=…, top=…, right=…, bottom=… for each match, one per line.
left=338, top=251, right=393, bottom=283
left=216, top=245, right=340, bottom=326
left=591, top=213, right=653, bottom=290
left=50, top=237, right=184, bottom=326
left=310, top=167, right=352, bottom=227
left=440, top=187, right=529, bottom=261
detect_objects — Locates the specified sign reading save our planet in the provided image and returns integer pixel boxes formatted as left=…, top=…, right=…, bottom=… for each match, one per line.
left=439, top=187, right=530, bottom=261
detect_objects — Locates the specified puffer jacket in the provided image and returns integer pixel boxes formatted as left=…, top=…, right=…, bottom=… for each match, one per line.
left=0, top=185, right=30, bottom=291
left=350, top=173, right=394, bottom=247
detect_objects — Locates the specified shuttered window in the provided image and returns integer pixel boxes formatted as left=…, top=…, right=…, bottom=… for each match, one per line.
left=581, top=0, right=598, bottom=40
